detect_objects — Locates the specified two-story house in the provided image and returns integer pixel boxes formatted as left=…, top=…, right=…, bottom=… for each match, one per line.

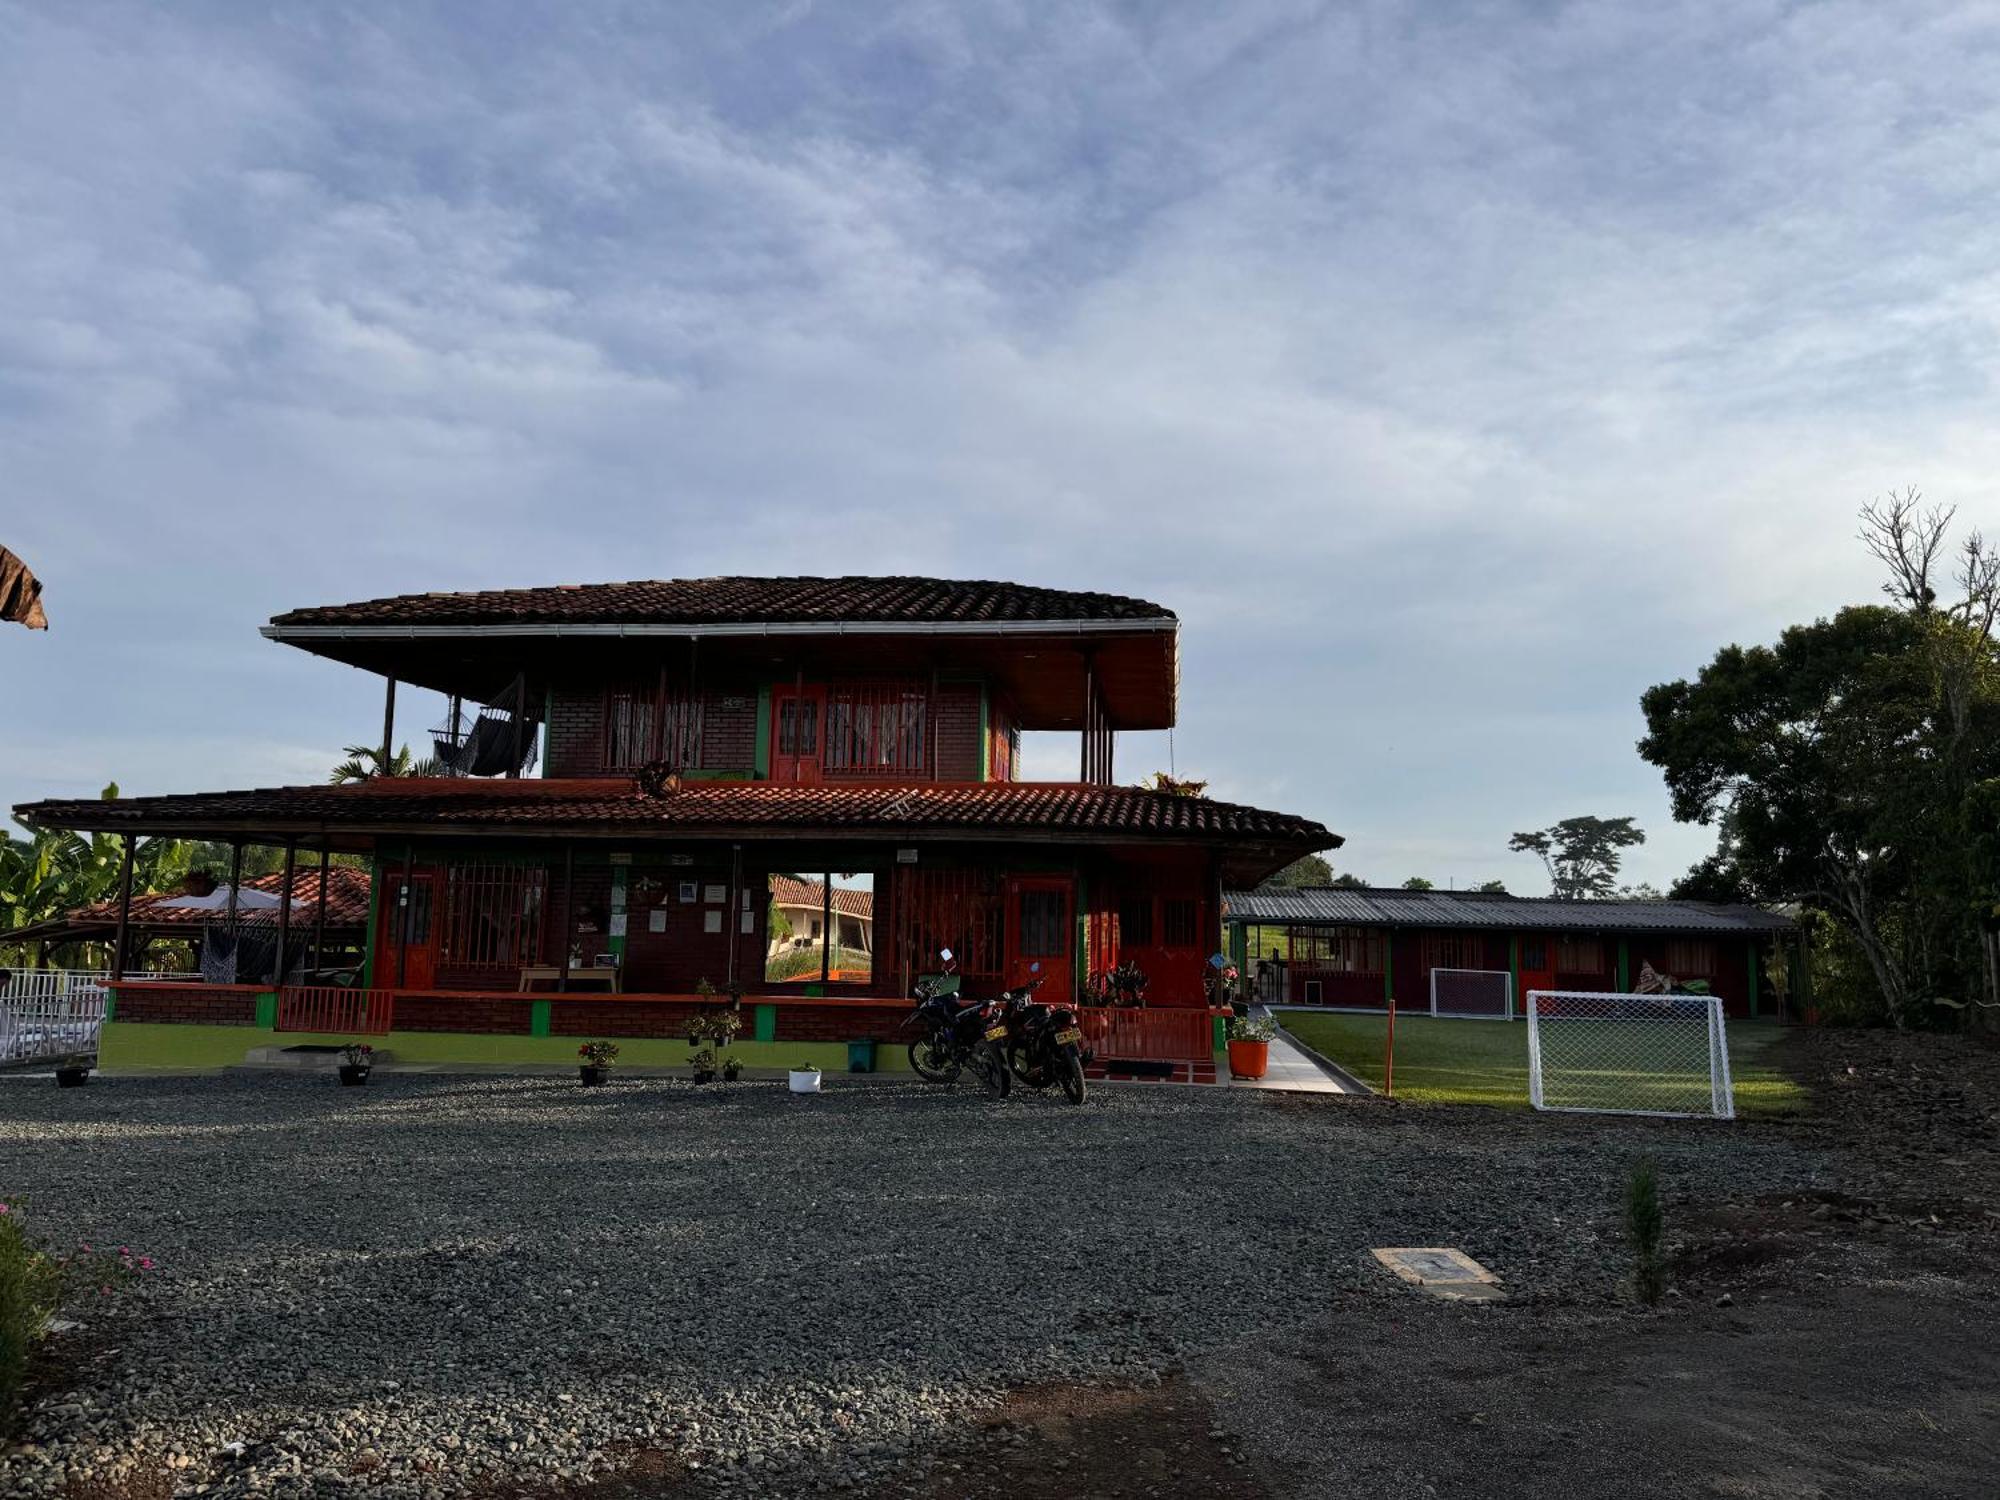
left=16, top=576, right=1337, bottom=1076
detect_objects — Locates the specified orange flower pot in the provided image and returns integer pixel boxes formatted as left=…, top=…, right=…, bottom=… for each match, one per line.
left=1227, top=1038, right=1270, bottom=1080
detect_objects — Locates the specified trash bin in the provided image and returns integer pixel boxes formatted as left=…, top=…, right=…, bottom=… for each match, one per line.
left=846, top=1039, right=877, bottom=1073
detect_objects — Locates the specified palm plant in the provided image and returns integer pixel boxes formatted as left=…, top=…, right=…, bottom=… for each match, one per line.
left=329, top=744, right=443, bottom=783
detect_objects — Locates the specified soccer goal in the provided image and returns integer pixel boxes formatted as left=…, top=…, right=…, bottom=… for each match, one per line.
left=1525, top=990, right=1735, bottom=1119
left=1429, top=967, right=1513, bottom=1020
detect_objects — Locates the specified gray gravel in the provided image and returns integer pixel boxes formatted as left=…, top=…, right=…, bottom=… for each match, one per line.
left=0, top=1073, right=1831, bottom=1496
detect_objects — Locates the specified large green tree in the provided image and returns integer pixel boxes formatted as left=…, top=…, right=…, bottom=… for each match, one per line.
left=1508, top=816, right=1645, bottom=899
left=1259, top=855, right=1332, bottom=889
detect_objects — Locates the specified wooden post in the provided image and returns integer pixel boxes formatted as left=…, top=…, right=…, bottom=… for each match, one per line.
left=394, top=847, right=415, bottom=988
left=310, top=847, right=331, bottom=979
left=381, top=677, right=398, bottom=773
left=508, top=672, right=527, bottom=778
left=725, top=843, right=744, bottom=992
left=109, top=834, right=136, bottom=982
left=446, top=692, right=461, bottom=776
left=226, top=841, right=244, bottom=937
left=557, top=843, right=575, bottom=993
left=272, top=841, right=297, bottom=985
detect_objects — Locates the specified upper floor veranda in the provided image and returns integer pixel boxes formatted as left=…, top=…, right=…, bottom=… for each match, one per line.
left=262, top=575, right=1180, bottom=787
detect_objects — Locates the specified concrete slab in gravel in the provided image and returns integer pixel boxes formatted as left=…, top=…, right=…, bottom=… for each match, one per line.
left=1372, top=1246, right=1506, bottom=1301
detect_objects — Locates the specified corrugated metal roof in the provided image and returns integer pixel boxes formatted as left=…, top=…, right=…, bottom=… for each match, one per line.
left=1223, top=886, right=1793, bottom=934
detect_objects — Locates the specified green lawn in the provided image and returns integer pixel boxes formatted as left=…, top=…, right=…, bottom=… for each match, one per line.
left=1278, top=1010, right=1805, bottom=1117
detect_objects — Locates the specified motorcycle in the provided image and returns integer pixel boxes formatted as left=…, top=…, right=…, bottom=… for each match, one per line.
left=1000, top=964, right=1090, bottom=1105
left=903, top=949, right=1012, bottom=1098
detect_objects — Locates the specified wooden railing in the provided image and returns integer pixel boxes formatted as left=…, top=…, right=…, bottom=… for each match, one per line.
left=1077, top=1007, right=1217, bottom=1066
left=277, top=987, right=396, bottom=1036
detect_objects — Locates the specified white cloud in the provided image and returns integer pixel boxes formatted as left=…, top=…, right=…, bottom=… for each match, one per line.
left=4, top=0, right=2000, bottom=892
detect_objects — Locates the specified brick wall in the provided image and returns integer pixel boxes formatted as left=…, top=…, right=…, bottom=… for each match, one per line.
left=112, top=985, right=259, bottom=1025
left=773, top=1003, right=909, bottom=1043
left=934, top=682, right=982, bottom=780
left=393, top=994, right=536, bottom=1034
left=700, top=686, right=759, bottom=773
left=548, top=1000, right=713, bottom=1038
left=546, top=688, right=604, bottom=777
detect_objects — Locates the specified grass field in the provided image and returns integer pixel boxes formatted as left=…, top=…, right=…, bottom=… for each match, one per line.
left=1278, top=1010, right=1806, bottom=1117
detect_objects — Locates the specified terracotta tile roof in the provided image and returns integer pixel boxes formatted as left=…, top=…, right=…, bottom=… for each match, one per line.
left=1223, top=886, right=1793, bottom=934
left=69, top=867, right=372, bottom=930
left=18, top=779, right=1336, bottom=854
left=768, top=875, right=875, bottom=920
left=268, top=576, right=1175, bottom=631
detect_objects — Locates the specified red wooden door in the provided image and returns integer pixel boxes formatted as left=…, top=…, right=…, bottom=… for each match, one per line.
left=771, top=684, right=825, bottom=784
left=1006, top=876, right=1075, bottom=1006
left=1516, top=935, right=1553, bottom=1021
left=376, top=868, right=438, bottom=989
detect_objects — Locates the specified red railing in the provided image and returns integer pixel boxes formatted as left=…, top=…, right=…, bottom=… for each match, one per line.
left=1078, top=1007, right=1216, bottom=1069
left=277, top=987, right=396, bottom=1035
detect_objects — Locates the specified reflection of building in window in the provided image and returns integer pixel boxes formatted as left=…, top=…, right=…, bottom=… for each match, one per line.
left=765, top=874, right=874, bottom=983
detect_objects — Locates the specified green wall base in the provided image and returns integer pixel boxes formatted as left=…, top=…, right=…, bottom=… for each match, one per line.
left=98, top=1024, right=911, bottom=1076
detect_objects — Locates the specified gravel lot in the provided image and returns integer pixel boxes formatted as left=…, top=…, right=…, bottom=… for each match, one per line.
left=0, top=1071, right=1831, bottom=1497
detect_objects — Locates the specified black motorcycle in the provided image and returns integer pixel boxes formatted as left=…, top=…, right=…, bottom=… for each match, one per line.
left=903, top=949, right=1012, bottom=1098
left=1000, top=967, right=1089, bottom=1105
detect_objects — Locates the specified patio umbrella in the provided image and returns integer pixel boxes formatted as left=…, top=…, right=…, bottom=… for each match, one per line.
left=0, top=546, right=47, bottom=630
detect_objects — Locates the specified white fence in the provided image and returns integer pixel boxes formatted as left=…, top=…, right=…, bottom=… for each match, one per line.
left=1526, top=990, right=1734, bottom=1120
left=0, top=969, right=183, bottom=1067
left=1429, top=967, right=1513, bottom=1020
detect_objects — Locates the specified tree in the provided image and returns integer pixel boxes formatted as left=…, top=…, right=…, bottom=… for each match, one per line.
left=1471, top=879, right=1508, bottom=893
left=1401, top=876, right=1434, bottom=890
left=1639, top=601, right=1999, bottom=1026
left=1508, top=817, right=1646, bottom=899
left=1330, top=873, right=1370, bottom=890
left=1259, top=855, right=1332, bottom=889
left=330, top=743, right=443, bottom=783
left=0, top=784, right=194, bottom=964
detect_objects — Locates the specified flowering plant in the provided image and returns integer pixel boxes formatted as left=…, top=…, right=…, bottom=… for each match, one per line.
left=578, top=1041, right=620, bottom=1069
left=339, top=1043, right=374, bottom=1068
left=1227, top=1015, right=1276, bottom=1044
left=0, top=1200, right=153, bottom=1423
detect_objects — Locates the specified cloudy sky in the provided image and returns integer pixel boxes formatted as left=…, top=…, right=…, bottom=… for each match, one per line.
left=4, top=0, right=1998, bottom=893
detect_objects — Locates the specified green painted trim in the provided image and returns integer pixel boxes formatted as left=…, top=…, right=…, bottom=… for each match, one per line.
left=754, top=1004, right=777, bottom=1042
left=97, top=1023, right=904, bottom=1075
left=529, top=1000, right=552, bottom=1037
left=753, top=687, right=772, bottom=779
left=361, top=853, right=386, bottom=988
left=104, top=987, right=117, bottom=1021
left=1212, top=1014, right=1226, bottom=1050
left=1748, top=943, right=1761, bottom=1019
left=254, top=991, right=278, bottom=1028
left=979, top=686, right=991, bottom=782
left=1383, top=943, right=1394, bottom=1009
left=1617, top=938, right=1630, bottom=993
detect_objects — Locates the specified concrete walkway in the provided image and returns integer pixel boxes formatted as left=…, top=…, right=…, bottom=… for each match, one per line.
left=1221, top=1007, right=1368, bottom=1095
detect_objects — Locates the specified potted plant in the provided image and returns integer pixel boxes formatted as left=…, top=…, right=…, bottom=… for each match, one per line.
left=686, top=1003, right=742, bottom=1085
left=789, top=1062, right=822, bottom=1094
left=722, top=1056, right=743, bottom=1082
left=578, top=1040, right=619, bottom=1086
left=337, top=1043, right=374, bottom=1087
left=1226, top=1015, right=1275, bottom=1080
left=54, top=1053, right=90, bottom=1089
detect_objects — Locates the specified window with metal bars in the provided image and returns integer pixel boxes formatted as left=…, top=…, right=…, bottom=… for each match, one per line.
left=1664, top=937, right=1716, bottom=975
left=439, top=863, right=549, bottom=971
left=893, top=866, right=1002, bottom=984
left=605, top=683, right=704, bottom=771
left=824, top=682, right=927, bottom=774
left=1161, top=898, right=1200, bottom=948
left=1290, top=926, right=1384, bottom=974
left=1556, top=935, right=1607, bottom=972
left=1421, top=933, right=1484, bottom=972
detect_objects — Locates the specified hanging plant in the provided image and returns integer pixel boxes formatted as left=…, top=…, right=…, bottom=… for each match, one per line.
left=635, top=762, right=682, bottom=799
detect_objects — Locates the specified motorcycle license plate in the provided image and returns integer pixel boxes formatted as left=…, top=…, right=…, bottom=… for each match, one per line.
left=1054, top=1028, right=1082, bottom=1046
left=984, top=1025, right=1008, bottom=1042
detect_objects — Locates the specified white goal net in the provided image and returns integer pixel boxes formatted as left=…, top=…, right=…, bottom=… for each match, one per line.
left=1429, top=967, right=1513, bottom=1020
left=1526, top=991, right=1735, bottom=1119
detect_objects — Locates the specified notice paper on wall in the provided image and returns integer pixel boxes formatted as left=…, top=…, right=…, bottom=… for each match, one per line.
left=608, top=913, right=627, bottom=937
left=703, top=910, right=722, bottom=934
left=703, top=883, right=726, bottom=904
left=741, top=911, right=754, bottom=934
left=648, top=909, right=666, bottom=933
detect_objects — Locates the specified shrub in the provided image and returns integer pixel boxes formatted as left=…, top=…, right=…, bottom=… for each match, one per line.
left=1626, top=1158, right=1666, bottom=1306
left=577, top=1041, right=620, bottom=1069
left=0, top=1201, right=149, bottom=1430
left=1227, top=1015, right=1276, bottom=1044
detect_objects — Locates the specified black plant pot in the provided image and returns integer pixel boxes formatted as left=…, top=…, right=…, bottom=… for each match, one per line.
left=580, top=1065, right=609, bottom=1087
left=338, top=1065, right=371, bottom=1087
left=54, top=1066, right=89, bottom=1089
left=723, top=1065, right=742, bottom=1082
left=691, top=1068, right=716, bottom=1086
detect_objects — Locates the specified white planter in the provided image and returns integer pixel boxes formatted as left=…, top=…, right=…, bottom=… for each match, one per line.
left=788, top=1068, right=822, bottom=1095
